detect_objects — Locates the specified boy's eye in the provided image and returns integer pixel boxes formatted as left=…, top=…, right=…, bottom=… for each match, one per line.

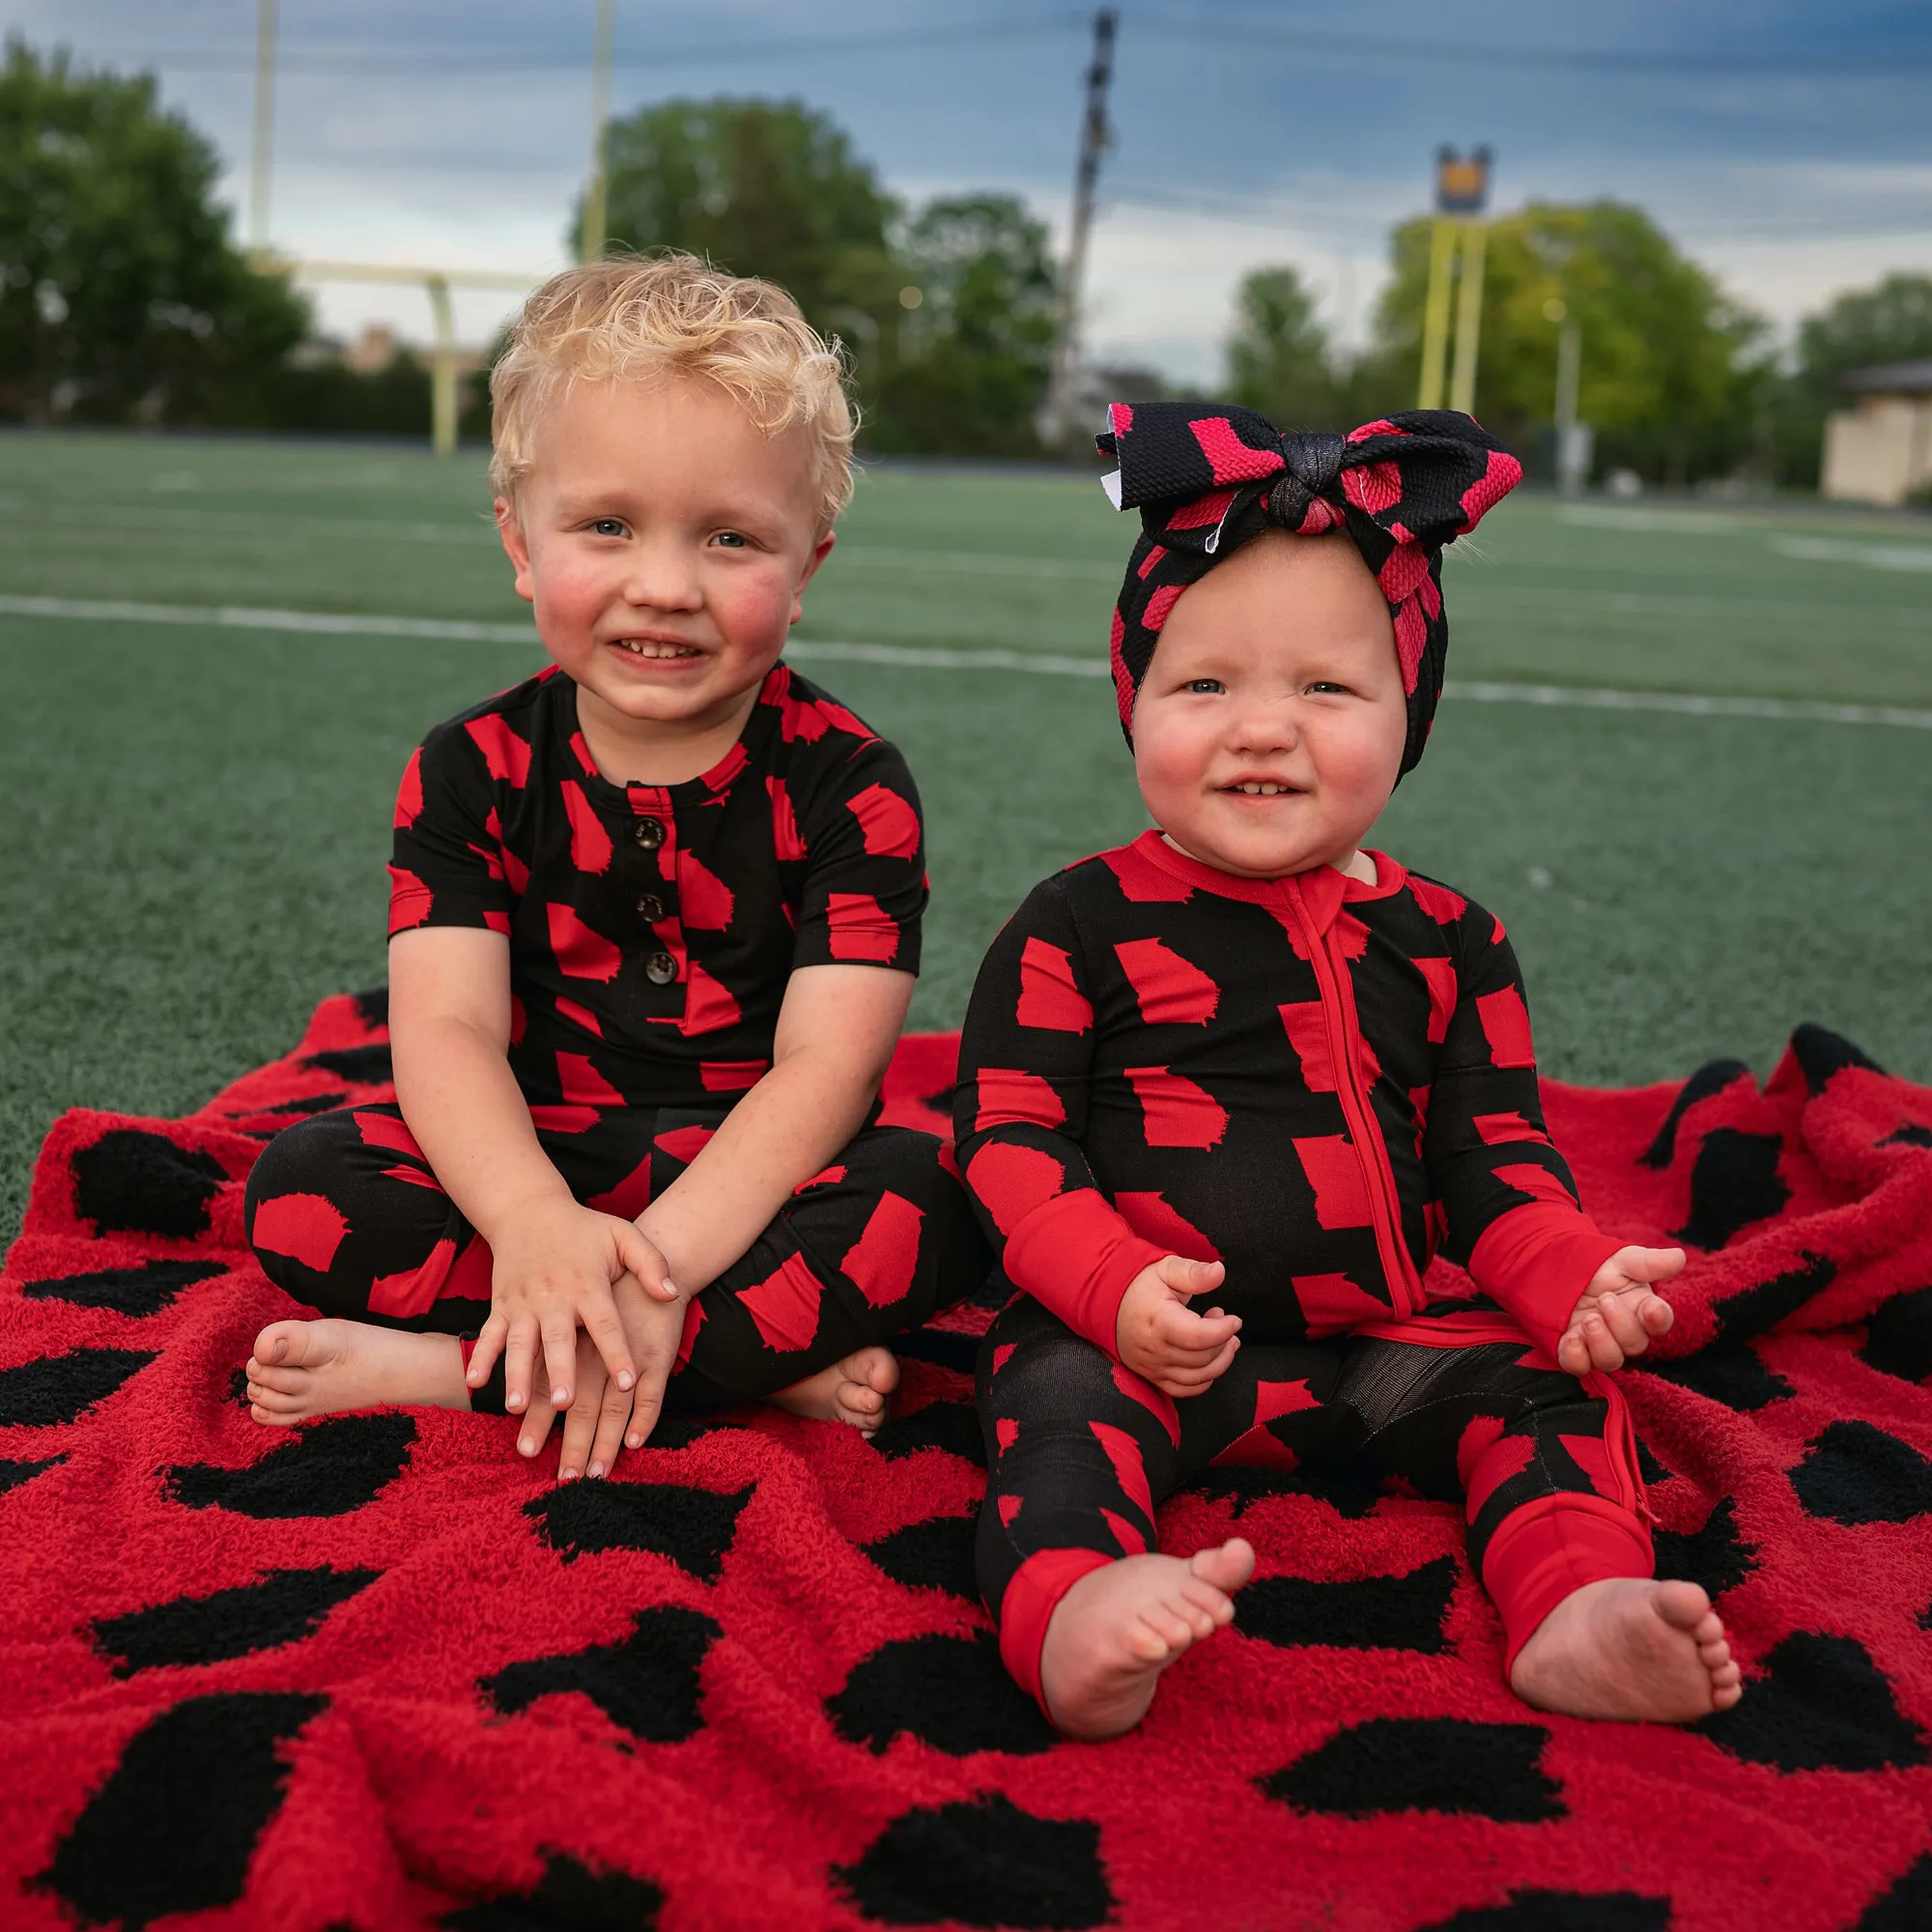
left=589, top=518, right=627, bottom=537
left=712, top=530, right=750, bottom=549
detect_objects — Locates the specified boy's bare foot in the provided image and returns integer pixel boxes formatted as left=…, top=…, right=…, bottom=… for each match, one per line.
left=1509, top=1577, right=1745, bottom=1721
left=767, top=1346, right=899, bottom=1434
left=245, top=1318, right=469, bottom=1426
left=1038, top=1538, right=1256, bottom=1741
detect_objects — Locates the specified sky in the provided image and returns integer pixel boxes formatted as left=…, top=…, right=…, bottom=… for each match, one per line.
left=15, top=0, right=1932, bottom=383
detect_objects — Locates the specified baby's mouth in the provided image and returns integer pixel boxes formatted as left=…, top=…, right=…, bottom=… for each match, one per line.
left=1223, top=781, right=1301, bottom=797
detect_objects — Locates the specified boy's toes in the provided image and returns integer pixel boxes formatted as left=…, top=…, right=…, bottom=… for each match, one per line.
left=252, top=1321, right=312, bottom=1370
left=1189, top=1537, right=1257, bottom=1594
left=1651, top=1579, right=1713, bottom=1634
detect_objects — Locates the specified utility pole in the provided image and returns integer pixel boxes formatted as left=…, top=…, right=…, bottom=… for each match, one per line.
left=1547, top=298, right=1589, bottom=495
left=581, top=0, right=616, bottom=265
left=1039, top=9, right=1117, bottom=453
left=1448, top=217, right=1488, bottom=415
left=248, top=0, right=278, bottom=250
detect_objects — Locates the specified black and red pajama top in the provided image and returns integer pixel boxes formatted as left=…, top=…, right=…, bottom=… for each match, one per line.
left=387, top=661, right=925, bottom=1117
left=953, top=833, right=1620, bottom=1359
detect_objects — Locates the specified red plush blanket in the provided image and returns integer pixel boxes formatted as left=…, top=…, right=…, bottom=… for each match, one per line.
left=2, top=996, right=1930, bottom=1932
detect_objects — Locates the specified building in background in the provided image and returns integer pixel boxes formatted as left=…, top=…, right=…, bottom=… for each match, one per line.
left=1821, top=360, right=1932, bottom=506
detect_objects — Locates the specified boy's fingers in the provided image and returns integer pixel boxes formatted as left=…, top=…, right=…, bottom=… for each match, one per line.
left=517, top=1385, right=556, bottom=1460
left=466, top=1314, right=506, bottom=1385
left=540, top=1314, right=578, bottom=1408
left=502, top=1319, right=538, bottom=1413
left=617, top=1225, right=678, bottom=1302
left=580, top=1297, right=637, bottom=1393
left=557, top=1388, right=599, bottom=1482
left=588, top=1378, right=634, bottom=1476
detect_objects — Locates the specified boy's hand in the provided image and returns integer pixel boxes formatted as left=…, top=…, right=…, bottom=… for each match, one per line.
left=1556, top=1245, right=1685, bottom=1376
left=517, top=1268, right=693, bottom=1471
left=1116, top=1255, right=1242, bottom=1398
left=465, top=1200, right=675, bottom=1416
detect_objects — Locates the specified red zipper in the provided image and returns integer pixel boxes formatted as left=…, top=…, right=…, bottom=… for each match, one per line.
left=1284, top=876, right=1423, bottom=1319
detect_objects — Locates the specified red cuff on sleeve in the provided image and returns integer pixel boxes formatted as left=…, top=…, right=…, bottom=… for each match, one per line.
left=1002, top=1189, right=1170, bottom=1356
left=1467, top=1203, right=1624, bottom=1356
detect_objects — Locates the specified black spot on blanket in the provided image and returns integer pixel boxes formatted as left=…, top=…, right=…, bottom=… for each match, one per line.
left=1789, top=1420, right=1932, bottom=1524
left=1713, top=1251, right=1835, bottom=1343
left=1633, top=1345, right=1792, bottom=1413
left=828, top=1632, right=1058, bottom=1757
left=835, top=1793, right=1112, bottom=1929
left=252, top=1092, right=348, bottom=1120
left=1789, top=1023, right=1883, bottom=1095
left=1861, top=1285, right=1932, bottom=1385
left=1420, top=1892, right=1670, bottom=1932
left=23, top=1258, right=226, bottom=1316
left=1260, top=1718, right=1564, bottom=1822
left=94, top=1567, right=382, bottom=1676
left=1652, top=1496, right=1757, bottom=1603
left=1673, top=1128, right=1789, bottom=1251
left=1639, top=1057, right=1750, bottom=1169
left=301, top=1042, right=393, bottom=1085
left=0, top=1454, right=64, bottom=1493
left=1633, top=1436, right=1672, bottom=1486
left=0, top=1349, right=154, bottom=1427
left=483, top=1605, right=722, bottom=1744
left=525, top=1480, right=752, bottom=1580
left=868, top=1399, right=985, bottom=1465
left=862, top=1514, right=980, bottom=1601
left=352, top=985, right=390, bottom=1030
left=40, top=1690, right=325, bottom=1930
left=442, top=1853, right=664, bottom=1931
left=1857, top=1854, right=1932, bottom=1932
left=1881, top=1122, right=1932, bottom=1151
left=1699, top=1631, right=1927, bottom=1773
left=71, top=1129, right=229, bottom=1238
left=167, top=1413, right=414, bottom=1518
left=1237, top=1557, right=1457, bottom=1655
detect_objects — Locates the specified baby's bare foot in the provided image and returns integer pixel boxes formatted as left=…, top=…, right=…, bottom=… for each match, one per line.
left=245, top=1318, right=469, bottom=1426
left=1038, top=1538, right=1256, bottom=1741
left=1510, top=1577, right=1745, bottom=1721
left=768, top=1346, right=898, bottom=1434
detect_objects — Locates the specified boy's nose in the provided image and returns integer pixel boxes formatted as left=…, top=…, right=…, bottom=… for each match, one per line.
left=620, top=541, right=703, bottom=611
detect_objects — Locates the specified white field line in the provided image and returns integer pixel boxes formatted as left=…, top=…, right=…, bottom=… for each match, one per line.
left=4, top=591, right=1930, bottom=730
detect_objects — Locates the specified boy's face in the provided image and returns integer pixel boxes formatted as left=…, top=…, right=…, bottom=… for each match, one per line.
left=1131, top=531, right=1408, bottom=880
left=497, top=373, right=832, bottom=741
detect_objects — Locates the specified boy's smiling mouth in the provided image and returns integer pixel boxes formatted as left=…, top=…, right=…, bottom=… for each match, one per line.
left=611, top=636, right=704, bottom=660
left=1220, top=777, right=1304, bottom=797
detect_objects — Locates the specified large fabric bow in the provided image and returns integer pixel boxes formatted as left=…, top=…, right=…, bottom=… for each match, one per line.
left=1097, top=403, right=1521, bottom=771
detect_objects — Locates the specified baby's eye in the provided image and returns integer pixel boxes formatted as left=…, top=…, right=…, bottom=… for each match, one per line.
left=1185, top=677, right=1225, bottom=695
left=588, top=517, right=627, bottom=538
left=1306, top=680, right=1350, bottom=696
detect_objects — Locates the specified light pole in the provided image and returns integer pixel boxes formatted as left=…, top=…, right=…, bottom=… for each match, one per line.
left=248, top=0, right=278, bottom=250
left=581, top=0, right=616, bottom=265
left=1545, top=297, right=1589, bottom=495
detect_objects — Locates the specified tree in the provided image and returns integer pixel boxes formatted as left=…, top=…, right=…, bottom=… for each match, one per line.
left=582, top=98, right=900, bottom=354
left=868, top=194, right=1058, bottom=456
left=1771, top=273, right=1932, bottom=486
left=1224, top=266, right=1339, bottom=427
left=1370, top=201, right=1770, bottom=484
left=0, top=39, right=307, bottom=425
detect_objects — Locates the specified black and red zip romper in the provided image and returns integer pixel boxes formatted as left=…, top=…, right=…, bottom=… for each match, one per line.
left=954, top=832, right=1653, bottom=1701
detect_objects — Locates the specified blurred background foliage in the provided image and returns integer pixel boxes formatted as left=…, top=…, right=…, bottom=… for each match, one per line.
left=6, top=34, right=1931, bottom=486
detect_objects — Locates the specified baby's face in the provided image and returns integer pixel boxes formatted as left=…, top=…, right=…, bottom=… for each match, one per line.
left=1131, top=531, right=1408, bottom=880
left=497, top=372, right=830, bottom=742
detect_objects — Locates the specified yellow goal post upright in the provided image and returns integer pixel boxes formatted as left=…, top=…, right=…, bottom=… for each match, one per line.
left=1416, top=145, right=1492, bottom=415
left=261, top=261, right=545, bottom=456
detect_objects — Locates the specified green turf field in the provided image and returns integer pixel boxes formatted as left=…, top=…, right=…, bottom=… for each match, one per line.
left=2, top=427, right=1929, bottom=1242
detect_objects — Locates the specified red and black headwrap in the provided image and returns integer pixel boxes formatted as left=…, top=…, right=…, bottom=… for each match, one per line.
left=1099, top=404, right=1522, bottom=772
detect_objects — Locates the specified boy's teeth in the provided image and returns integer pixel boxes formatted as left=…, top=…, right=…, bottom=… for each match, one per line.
left=619, top=639, right=695, bottom=658
left=1236, top=781, right=1289, bottom=795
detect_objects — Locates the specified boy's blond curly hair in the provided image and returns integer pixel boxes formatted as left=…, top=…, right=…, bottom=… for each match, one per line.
left=489, top=253, right=857, bottom=533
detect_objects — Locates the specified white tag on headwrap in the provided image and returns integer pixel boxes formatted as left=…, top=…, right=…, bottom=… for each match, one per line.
left=1099, top=467, right=1123, bottom=510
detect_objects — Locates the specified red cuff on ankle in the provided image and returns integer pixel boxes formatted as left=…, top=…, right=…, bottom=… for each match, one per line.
left=1482, top=1493, right=1654, bottom=1673
left=997, top=1548, right=1117, bottom=1717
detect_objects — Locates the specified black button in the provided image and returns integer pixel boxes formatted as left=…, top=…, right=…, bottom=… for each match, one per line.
left=634, top=817, right=665, bottom=850
left=637, top=894, right=665, bottom=922
left=643, top=952, right=678, bottom=985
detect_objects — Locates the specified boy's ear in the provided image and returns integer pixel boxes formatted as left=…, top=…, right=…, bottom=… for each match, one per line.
left=495, top=497, right=535, bottom=604
left=791, top=529, right=836, bottom=625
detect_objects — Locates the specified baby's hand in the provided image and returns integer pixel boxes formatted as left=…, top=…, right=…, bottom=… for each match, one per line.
left=465, top=1198, right=675, bottom=1418
left=1556, top=1245, right=1685, bottom=1376
left=1115, top=1255, right=1241, bottom=1398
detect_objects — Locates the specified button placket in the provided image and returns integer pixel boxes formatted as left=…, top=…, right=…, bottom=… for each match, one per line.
left=627, top=784, right=688, bottom=992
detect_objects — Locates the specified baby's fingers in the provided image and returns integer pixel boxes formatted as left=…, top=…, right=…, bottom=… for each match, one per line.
left=540, top=1312, right=579, bottom=1410
left=1154, top=1301, right=1241, bottom=1349
left=501, top=1315, right=540, bottom=1414
left=587, top=1376, right=635, bottom=1478
left=1157, top=1332, right=1241, bottom=1397
left=465, top=1312, right=507, bottom=1387
left=578, top=1290, right=636, bottom=1394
